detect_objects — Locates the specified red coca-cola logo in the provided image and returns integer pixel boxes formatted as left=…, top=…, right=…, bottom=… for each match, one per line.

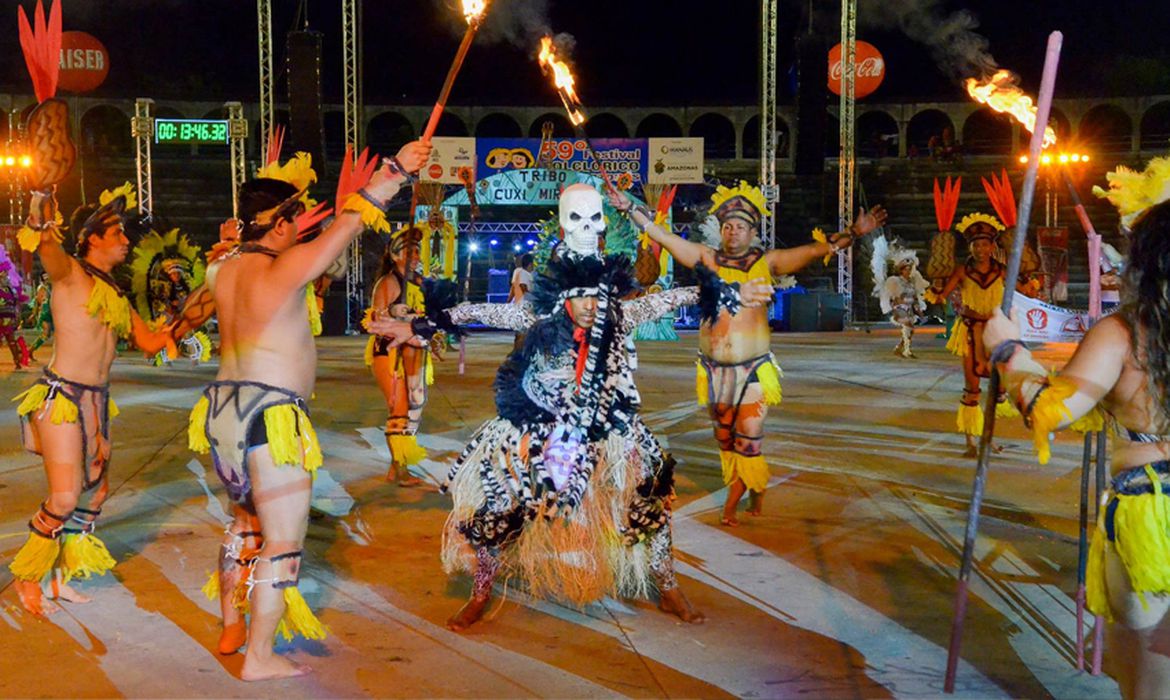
left=427, top=163, right=444, bottom=180
left=1026, top=308, right=1048, bottom=330
left=828, top=41, right=885, bottom=99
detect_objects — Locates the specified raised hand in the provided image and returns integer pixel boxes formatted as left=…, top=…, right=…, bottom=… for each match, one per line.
left=983, top=307, right=1022, bottom=351
left=395, top=140, right=434, bottom=174
left=605, top=186, right=631, bottom=212
left=851, top=205, right=888, bottom=236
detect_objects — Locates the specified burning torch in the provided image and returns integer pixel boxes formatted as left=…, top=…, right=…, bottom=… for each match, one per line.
left=421, top=0, right=489, bottom=143
left=536, top=35, right=618, bottom=192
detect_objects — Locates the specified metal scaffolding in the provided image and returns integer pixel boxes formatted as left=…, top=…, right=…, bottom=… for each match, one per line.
left=837, top=0, right=857, bottom=326
left=227, top=102, right=248, bottom=218
left=256, top=0, right=274, bottom=160
left=131, top=99, right=154, bottom=218
left=342, top=0, right=365, bottom=333
left=759, top=0, right=778, bottom=249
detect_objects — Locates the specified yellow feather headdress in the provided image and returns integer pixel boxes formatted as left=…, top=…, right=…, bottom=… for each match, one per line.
left=954, top=212, right=1004, bottom=240
left=1092, top=156, right=1170, bottom=229
left=99, top=182, right=138, bottom=211
left=709, top=181, right=770, bottom=226
left=255, top=151, right=319, bottom=210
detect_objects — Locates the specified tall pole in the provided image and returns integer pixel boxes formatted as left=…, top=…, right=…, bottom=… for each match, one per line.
left=759, top=0, right=778, bottom=248
left=342, top=0, right=365, bottom=334
left=132, top=99, right=154, bottom=218
left=943, top=31, right=1064, bottom=693
left=257, top=0, right=274, bottom=161
left=226, top=102, right=248, bottom=218
left=837, top=0, right=856, bottom=326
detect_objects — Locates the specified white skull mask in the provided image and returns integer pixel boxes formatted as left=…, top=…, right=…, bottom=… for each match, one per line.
left=559, top=184, right=604, bottom=257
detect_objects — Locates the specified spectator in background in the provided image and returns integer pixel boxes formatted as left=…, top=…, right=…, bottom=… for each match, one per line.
left=508, top=254, right=534, bottom=349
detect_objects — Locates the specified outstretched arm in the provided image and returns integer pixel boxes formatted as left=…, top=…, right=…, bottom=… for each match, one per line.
left=447, top=302, right=536, bottom=331
left=606, top=188, right=712, bottom=269
left=986, top=309, right=1124, bottom=463
left=130, top=309, right=179, bottom=357
left=28, top=191, right=76, bottom=283
left=268, top=141, right=431, bottom=294
left=765, top=205, right=887, bottom=276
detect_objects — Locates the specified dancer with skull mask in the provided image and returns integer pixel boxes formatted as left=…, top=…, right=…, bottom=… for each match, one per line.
left=438, top=183, right=771, bottom=630
left=608, top=182, right=886, bottom=525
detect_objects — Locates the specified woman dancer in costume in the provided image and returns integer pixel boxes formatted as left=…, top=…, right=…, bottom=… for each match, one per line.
left=985, top=159, right=1170, bottom=699
left=608, top=182, right=886, bottom=525
left=365, top=228, right=430, bottom=486
left=0, top=248, right=31, bottom=369
left=870, top=236, right=928, bottom=359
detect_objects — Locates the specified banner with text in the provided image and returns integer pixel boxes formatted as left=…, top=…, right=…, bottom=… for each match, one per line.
left=420, top=137, right=477, bottom=184
left=646, top=137, right=704, bottom=183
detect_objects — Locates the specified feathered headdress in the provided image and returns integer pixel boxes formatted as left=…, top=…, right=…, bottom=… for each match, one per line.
left=709, top=181, right=770, bottom=229
left=869, top=235, right=918, bottom=288
left=954, top=212, right=1004, bottom=242
left=1092, top=156, right=1170, bottom=229
left=18, top=0, right=75, bottom=190
left=933, top=177, right=962, bottom=232
left=129, top=228, right=205, bottom=320
left=527, top=253, right=638, bottom=318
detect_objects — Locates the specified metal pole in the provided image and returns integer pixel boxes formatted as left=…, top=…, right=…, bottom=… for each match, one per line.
left=943, top=31, right=1063, bottom=694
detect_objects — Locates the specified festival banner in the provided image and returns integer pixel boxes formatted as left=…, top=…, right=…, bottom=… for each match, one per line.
left=1011, top=293, right=1096, bottom=343
left=478, top=137, right=650, bottom=188
left=420, top=137, right=477, bottom=184
left=446, top=168, right=604, bottom=207
left=647, top=137, right=704, bottom=184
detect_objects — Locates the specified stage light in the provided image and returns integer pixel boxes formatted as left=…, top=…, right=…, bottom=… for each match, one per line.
left=1019, top=155, right=1028, bottom=164
left=513, top=244, right=521, bottom=252
left=1040, top=154, right=1051, bottom=165
left=526, top=239, right=536, bottom=246
left=1058, top=153, right=1069, bottom=163
left=469, top=242, right=479, bottom=253
left=3, top=156, right=13, bottom=167
left=19, top=155, right=31, bottom=168
left=489, top=238, right=498, bottom=246
left=1082, top=154, right=1090, bottom=163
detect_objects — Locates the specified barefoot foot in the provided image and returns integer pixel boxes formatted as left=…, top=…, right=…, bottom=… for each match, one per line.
left=720, top=516, right=740, bottom=527
left=240, top=653, right=312, bottom=681
left=218, top=620, right=248, bottom=655
left=446, top=595, right=490, bottom=632
left=396, top=475, right=425, bottom=488
left=962, top=444, right=978, bottom=458
left=14, top=579, right=59, bottom=616
left=659, top=588, right=705, bottom=624
left=49, top=576, right=92, bottom=604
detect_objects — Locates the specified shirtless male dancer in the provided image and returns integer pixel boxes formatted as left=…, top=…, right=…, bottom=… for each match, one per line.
left=186, top=141, right=429, bottom=680
left=10, top=192, right=172, bottom=615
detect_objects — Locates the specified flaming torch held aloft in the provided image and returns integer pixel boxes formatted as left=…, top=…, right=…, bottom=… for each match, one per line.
left=536, top=35, right=620, bottom=192
left=966, top=69, right=1057, bottom=148
left=421, top=0, right=489, bottom=143
left=538, top=36, right=586, bottom=127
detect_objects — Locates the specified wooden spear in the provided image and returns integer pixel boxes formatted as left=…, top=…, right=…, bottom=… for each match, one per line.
left=943, top=30, right=1064, bottom=693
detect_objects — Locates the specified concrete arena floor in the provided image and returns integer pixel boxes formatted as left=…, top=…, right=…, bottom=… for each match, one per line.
left=0, top=328, right=1122, bottom=699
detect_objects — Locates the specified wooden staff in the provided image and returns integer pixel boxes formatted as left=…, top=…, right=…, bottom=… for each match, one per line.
left=1060, top=165, right=1108, bottom=671
left=943, top=30, right=1064, bottom=694
left=421, top=10, right=486, bottom=143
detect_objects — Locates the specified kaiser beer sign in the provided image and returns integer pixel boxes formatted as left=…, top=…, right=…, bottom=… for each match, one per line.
left=58, top=31, right=109, bottom=93
left=828, top=41, right=885, bottom=99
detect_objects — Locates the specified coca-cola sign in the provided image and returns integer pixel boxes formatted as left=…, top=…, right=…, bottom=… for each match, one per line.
left=828, top=41, right=885, bottom=99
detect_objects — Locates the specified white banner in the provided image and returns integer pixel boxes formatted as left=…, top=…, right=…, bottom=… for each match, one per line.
left=420, top=137, right=476, bottom=184
left=647, top=137, right=704, bottom=184
left=1011, top=294, right=1095, bottom=343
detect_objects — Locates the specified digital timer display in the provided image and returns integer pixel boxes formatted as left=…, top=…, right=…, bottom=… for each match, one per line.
left=154, top=119, right=230, bottom=145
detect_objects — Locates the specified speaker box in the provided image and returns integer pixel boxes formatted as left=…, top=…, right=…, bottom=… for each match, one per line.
left=783, top=292, right=845, bottom=332
left=793, top=34, right=827, bottom=176
left=286, top=30, right=326, bottom=174
left=321, top=289, right=347, bottom=336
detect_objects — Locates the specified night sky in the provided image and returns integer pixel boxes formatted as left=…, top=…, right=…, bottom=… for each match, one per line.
left=1, top=0, right=1168, bottom=106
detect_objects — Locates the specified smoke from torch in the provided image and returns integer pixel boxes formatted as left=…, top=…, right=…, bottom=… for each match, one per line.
left=538, top=36, right=586, bottom=126
left=966, top=69, right=1056, bottom=148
